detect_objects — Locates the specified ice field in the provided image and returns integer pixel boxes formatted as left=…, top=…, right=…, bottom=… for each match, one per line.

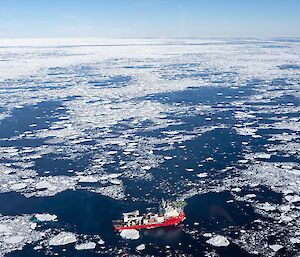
left=0, top=38, right=299, bottom=256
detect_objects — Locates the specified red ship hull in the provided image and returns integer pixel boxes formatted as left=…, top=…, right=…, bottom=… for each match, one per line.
left=114, top=212, right=185, bottom=231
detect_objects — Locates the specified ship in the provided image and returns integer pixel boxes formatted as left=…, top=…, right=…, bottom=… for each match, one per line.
left=113, top=199, right=186, bottom=230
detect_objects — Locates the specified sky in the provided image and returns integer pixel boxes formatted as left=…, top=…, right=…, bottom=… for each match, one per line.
left=0, top=0, right=299, bottom=38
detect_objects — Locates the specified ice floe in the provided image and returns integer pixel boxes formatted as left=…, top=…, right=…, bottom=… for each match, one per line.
left=34, top=213, right=57, bottom=222
left=120, top=229, right=140, bottom=240
left=269, top=244, right=283, bottom=252
left=0, top=215, right=45, bottom=256
left=75, top=242, right=96, bottom=250
left=98, top=238, right=105, bottom=245
left=206, top=235, right=230, bottom=247
left=10, top=182, right=27, bottom=190
left=0, top=224, right=10, bottom=233
left=256, top=202, right=277, bottom=212
left=136, top=244, right=146, bottom=251
left=197, top=172, right=208, bottom=178
left=203, top=233, right=213, bottom=238
left=49, top=232, right=77, bottom=246
left=3, top=236, right=24, bottom=244
left=284, top=194, right=300, bottom=203
left=290, top=237, right=300, bottom=244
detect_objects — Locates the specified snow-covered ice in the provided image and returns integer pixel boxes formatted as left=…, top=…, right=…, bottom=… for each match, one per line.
left=269, top=244, right=283, bottom=252
left=0, top=215, right=46, bottom=256
left=75, top=242, right=96, bottom=250
left=136, top=244, right=146, bottom=251
left=3, top=236, right=24, bottom=244
left=98, top=238, right=105, bottom=245
left=34, top=214, right=57, bottom=222
left=120, top=229, right=140, bottom=240
left=203, top=233, right=213, bottom=238
left=0, top=224, right=10, bottom=233
left=49, top=232, right=77, bottom=246
left=206, top=235, right=230, bottom=247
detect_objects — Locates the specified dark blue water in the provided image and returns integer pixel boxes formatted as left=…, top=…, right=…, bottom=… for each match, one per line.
left=0, top=190, right=258, bottom=257
left=278, top=64, right=300, bottom=70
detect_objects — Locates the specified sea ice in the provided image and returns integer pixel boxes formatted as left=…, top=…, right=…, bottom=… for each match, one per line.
left=30, top=223, right=37, bottom=230
left=244, top=194, right=256, bottom=199
left=75, top=242, right=96, bottom=250
left=197, top=172, right=208, bottom=178
left=136, top=244, right=145, bottom=251
left=77, top=176, right=99, bottom=183
left=98, top=238, right=105, bottom=245
left=109, top=179, right=122, bottom=185
left=206, top=235, right=230, bottom=247
left=269, top=244, right=283, bottom=252
left=10, top=183, right=27, bottom=190
left=3, top=236, right=24, bottom=244
left=290, top=237, right=300, bottom=244
left=256, top=202, right=277, bottom=212
left=49, top=232, right=77, bottom=246
left=0, top=215, right=45, bottom=256
left=1, top=38, right=300, bottom=257
left=284, top=194, right=300, bottom=203
left=35, top=181, right=53, bottom=190
left=235, top=127, right=257, bottom=136
left=35, top=214, right=57, bottom=222
left=0, top=224, right=10, bottom=233
left=255, top=153, right=272, bottom=159
left=120, top=229, right=140, bottom=240
left=186, top=168, right=194, bottom=172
